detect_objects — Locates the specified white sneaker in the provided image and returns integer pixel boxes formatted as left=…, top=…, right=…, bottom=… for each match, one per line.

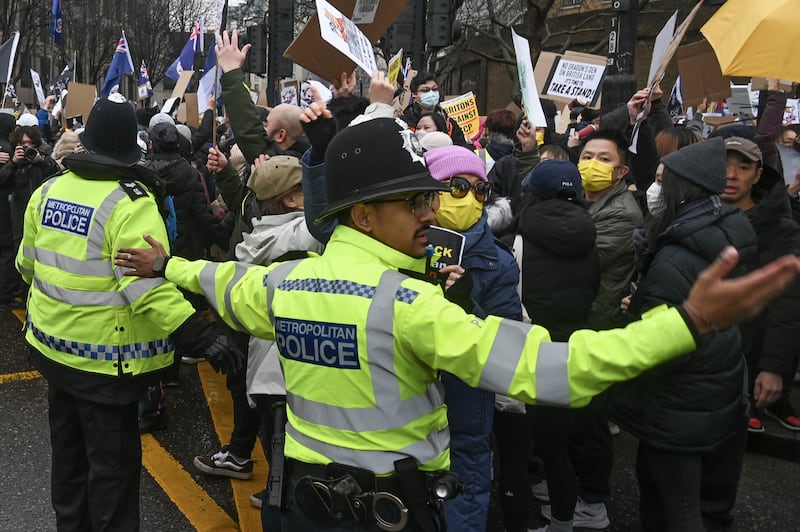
left=531, top=480, right=550, bottom=502
left=541, top=497, right=610, bottom=529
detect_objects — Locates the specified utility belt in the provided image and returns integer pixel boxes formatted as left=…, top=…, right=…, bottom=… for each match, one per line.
left=287, top=457, right=463, bottom=531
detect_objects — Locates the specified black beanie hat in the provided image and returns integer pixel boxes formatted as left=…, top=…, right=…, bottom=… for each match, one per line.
left=660, top=137, right=727, bottom=194
left=317, top=118, right=449, bottom=221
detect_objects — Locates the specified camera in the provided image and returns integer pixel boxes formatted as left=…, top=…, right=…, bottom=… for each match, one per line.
left=23, top=146, right=39, bottom=161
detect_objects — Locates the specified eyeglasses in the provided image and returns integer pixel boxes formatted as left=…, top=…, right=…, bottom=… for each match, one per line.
left=371, top=191, right=437, bottom=215
left=415, top=86, right=438, bottom=94
left=449, top=176, right=492, bottom=202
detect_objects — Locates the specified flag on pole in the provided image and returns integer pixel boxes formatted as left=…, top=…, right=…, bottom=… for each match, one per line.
left=138, top=60, right=153, bottom=97
left=198, top=35, right=223, bottom=114
left=0, top=32, right=21, bottom=85
left=101, top=31, right=135, bottom=97
left=50, top=0, right=63, bottom=44
left=5, top=83, right=19, bottom=106
left=165, top=19, right=203, bottom=81
left=213, top=0, right=229, bottom=31
left=49, top=61, right=73, bottom=93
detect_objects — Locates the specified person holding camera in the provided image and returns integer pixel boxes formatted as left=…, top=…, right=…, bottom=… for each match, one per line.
left=0, top=124, right=60, bottom=306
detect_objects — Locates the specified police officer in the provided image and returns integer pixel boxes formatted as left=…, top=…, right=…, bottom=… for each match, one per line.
left=16, top=95, right=243, bottom=532
left=120, top=118, right=800, bottom=531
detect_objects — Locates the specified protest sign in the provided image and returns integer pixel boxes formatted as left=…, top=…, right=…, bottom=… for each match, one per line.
left=727, top=85, right=755, bottom=121
left=387, top=48, right=403, bottom=87
left=315, top=0, right=377, bottom=75
left=65, top=82, right=96, bottom=128
left=170, top=70, right=194, bottom=99
left=425, top=226, right=465, bottom=282
left=784, top=99, right=800, bottom=125
left=280, top=79, right=300, bottom=105
left=777, top=144, right=800, bottom=186
left=543, top=57, right=605, bottom=105
left=677, top=40, right=731, bottom=108
left=29, top=69, right=45, bottom=104
left=511, top=29, right=546, bottom=128
left=394, top=67, right=415, bottom=115
left=648, top=11, right=677, bottom=86
left=440, top=92, right=481, bottom=140
left=284, top=0, right=407, bottom=84
left=183, top=93, right=199, bottom=127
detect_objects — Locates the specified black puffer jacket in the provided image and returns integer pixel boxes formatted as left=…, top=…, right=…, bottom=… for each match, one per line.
left=609, top=201, right=757, bottom=452
left=141, top=153, right=227, bottom=259
left=519, top=198, right=599, bottom=341
left=740, top=167, right=800, bottom=377
left=0, top=151, right=60, bottom=244
left=0, top=113, right=16, bottom=248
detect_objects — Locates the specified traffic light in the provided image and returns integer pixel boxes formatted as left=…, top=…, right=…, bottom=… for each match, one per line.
left=246, top=25, right=267, bottom=74
left=427, top=0, right=452, bottom=47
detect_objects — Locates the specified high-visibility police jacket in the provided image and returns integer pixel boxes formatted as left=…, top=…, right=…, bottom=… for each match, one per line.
left=164, top=224, right=696, bottom=475
left=16, top=168, right=195, bottom=378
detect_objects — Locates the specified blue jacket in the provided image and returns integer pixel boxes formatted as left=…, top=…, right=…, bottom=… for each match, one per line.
left=443, top=214, right=520, bottom=532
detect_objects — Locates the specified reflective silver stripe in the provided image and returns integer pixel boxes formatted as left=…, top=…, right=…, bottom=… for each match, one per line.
left=534, top=342, right=570, bottom=406
left=283, top=270, right=444, bottom=433
left=87, top=188, right=128, bottom=260
left=34, top=277, right=127, bottom=307
left=28, top=318, right=173, bottom=361
left=478, top=318, right=531, bottom=393
left=121, top=277, right=167, bottom=303
left=223, top=262, right=256, bottom=331
left=18, top=265, right=33, bottom=277
left=35, top=176, right=59, bottom=218
left=286, top=421, right=450, bottom=475
left=265, top=260, right=304, bottom=326
left=34, top=248, right=114, bottom=277
left=199, top=263, right=220, bottom=313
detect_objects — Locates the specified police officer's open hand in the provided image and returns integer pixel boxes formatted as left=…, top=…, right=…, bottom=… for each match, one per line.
left=116, top=234, right=168, bottom=277
left=205, top=334, right=245, bottom=374
left=683, top=246, right=800, bottom=334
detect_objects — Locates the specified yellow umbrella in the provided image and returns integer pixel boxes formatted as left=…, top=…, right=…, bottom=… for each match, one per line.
left=701, top=0, right=800, bottom=82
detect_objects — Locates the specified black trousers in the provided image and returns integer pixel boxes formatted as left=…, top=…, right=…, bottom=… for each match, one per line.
left=48, top=384, right=141, bottom=532
left=637, top=420, right=747, bottom=532
left=226, top=332, right=262, bottom=459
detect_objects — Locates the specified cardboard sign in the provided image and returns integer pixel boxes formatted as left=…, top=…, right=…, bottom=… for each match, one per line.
left=183, top=93, right=199, bottom=128
left=676, top=40, right=731, bottom=108
left=316, top=0, right=377, bottom=75
left=648, top=11, right=678, bottom=86
left=440, top=92, right=481, bottom=140
left=171, top=70, right=194, bottom=99
left=425, top=226, right=465, bottom=282
left=280, top=79, right=300, bottom=105
left=394, top=67, right=415, bottom=115
left=65, top=82, right=96, bottom=128
left=512, top=29, right=547, bottom=128
left=727, top=86, right=755, bottom=121
left=543, top=57, right=605, bottom=105
left=284, top=0, right=408, bottom=84
left=534, top=51, right=606, bottom=106
left=751, top=78, right=794, bottom=92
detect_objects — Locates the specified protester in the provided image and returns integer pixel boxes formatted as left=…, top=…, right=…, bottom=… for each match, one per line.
left=610, top=138, right=755, bottom=532
left=402, top=71, right=468, bottom=147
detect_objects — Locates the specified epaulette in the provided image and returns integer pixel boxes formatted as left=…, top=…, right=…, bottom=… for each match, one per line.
left=119, top=179, right=149, bottom=201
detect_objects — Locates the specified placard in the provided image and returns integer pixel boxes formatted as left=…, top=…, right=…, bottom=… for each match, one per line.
left=440, top=92, right=481, bottom=140
left=280, top=79, right=300, bottom=105
left=30, top=69, right=45, bottom=105
left=425, top=226, right=465, bottom=282
left=648, top=11, right=677, bottom=86
left=511, top=29, right=546, bottom=128
left=183, top=93, right=199, bottom=128
left=284, top=0, right=407, bottom=84
left=387, top=48, right=403, bottom=87
left=677, top=40, right=731, bottom=108
left=316, top=0, right=377, bottom=75
left=170, top=70, right=194, bottom=99
left=65, top=82, right=96, bottom=128
left=543, top=57, right=605, bottom=105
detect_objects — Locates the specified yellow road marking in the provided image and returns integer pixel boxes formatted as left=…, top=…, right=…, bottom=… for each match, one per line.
left=141, top=433, right=240, bottom=531
left=198, top=361, right=269, bottom=532
left=0, top=370, right=41, bottom=384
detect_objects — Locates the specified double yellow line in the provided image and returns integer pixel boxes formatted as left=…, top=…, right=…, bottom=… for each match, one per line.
left=6, top=310, right=266, bottom=531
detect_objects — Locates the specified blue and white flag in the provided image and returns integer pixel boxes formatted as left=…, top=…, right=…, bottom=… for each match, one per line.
left=197, top=35, right=223, bottom=113
left=138, top=60, right=153, bottom=98
left=50, top=0, right=63, bottom=44
left=165, top=19, right=203, bottom=81
left=101, top=32, right=135, bottom=98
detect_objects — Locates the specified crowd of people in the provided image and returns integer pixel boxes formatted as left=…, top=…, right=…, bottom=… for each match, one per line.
left=5, top=28, right=800, bottom=532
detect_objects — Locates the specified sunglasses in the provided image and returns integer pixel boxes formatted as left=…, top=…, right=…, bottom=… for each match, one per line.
left=449, top=176, right=492, bottom=202
left=372, top=191, right=437, bottom=215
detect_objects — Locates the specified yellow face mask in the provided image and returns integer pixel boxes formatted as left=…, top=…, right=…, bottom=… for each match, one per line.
left=578, top=159, right=615, bottom=192
left=436, top=192, right=484, bottom=232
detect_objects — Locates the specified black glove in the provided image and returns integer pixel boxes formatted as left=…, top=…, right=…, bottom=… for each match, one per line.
left=444, top=271, right=475, bottom=313
left=205, top=334, right=245, bottom=375
left=301, top=115, right=338, bottom=164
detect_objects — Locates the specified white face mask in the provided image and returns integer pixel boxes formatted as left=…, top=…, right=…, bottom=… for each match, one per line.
left=646, top=181, right=665, bottom=216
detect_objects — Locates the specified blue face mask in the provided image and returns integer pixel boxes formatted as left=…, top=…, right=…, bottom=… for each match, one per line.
left=419, top=91, right=440, bottom=109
